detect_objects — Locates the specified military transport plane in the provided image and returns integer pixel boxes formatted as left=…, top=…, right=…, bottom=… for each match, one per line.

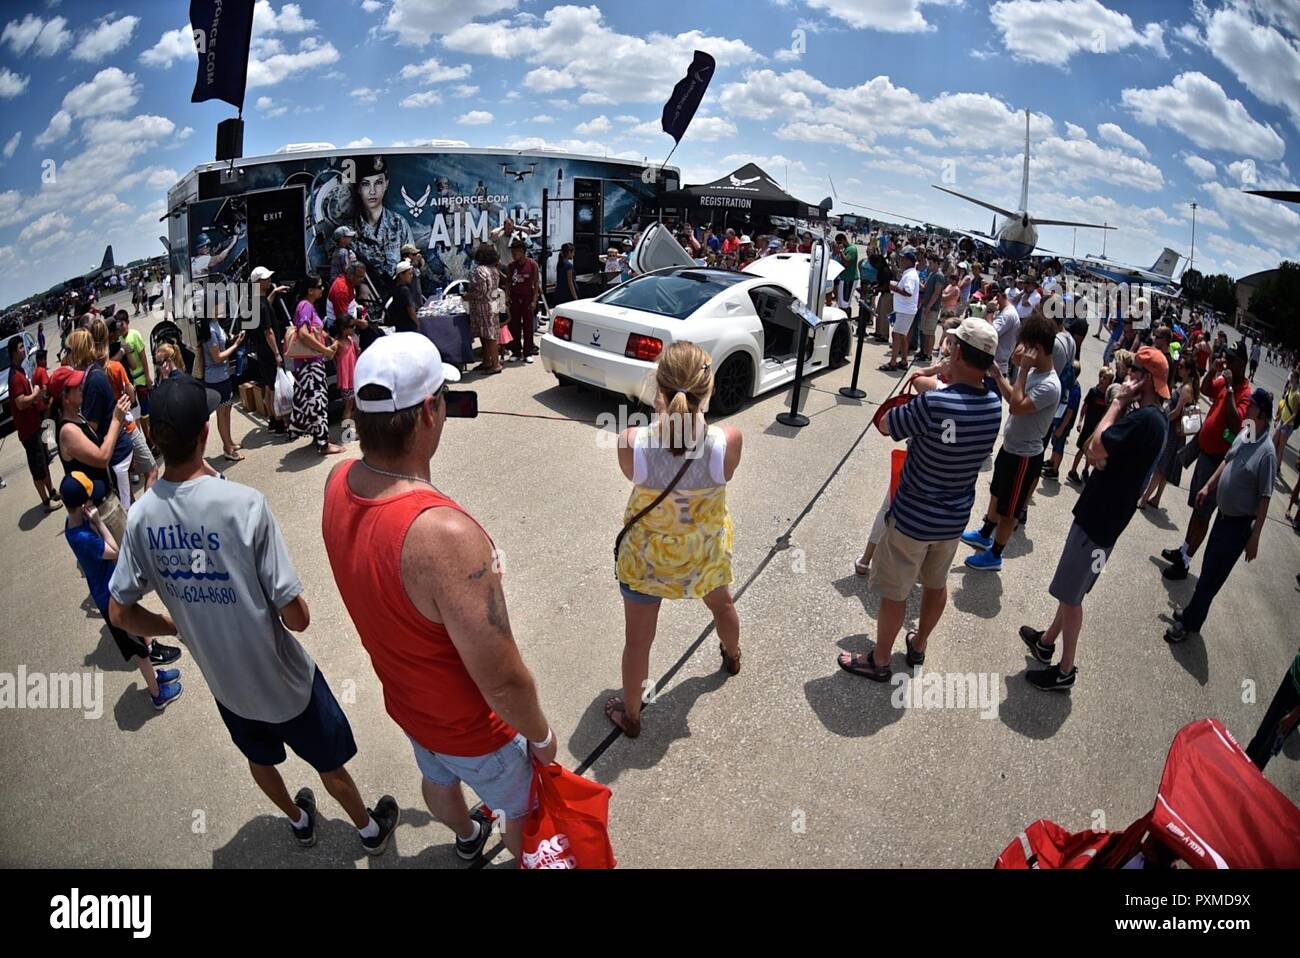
left=1071, top=247, right=1183, bottom=290
left=932, top=109, right=1115, bottom=260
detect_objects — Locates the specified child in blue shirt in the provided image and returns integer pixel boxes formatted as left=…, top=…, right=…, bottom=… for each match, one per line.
left=1042, top=364, right=1082, bottom=479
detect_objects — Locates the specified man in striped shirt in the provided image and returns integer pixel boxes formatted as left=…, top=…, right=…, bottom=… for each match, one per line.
left=839, top=318, right=1003, bottom=681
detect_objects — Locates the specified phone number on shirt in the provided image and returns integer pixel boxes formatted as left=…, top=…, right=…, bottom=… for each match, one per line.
left=165, top=582, right=238, bottom=605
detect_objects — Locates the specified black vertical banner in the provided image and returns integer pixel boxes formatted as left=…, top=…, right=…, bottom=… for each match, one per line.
left=189, top=0, right=257, bottom=111
left=660, top=51, right=716, bottom=145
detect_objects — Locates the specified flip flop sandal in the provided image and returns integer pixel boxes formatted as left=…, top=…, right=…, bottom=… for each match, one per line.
left=719, top=642, right=741, bottom=676
left=604, top=697, right=641, bottom=738
left=904, top=629, right=926, bottom=667
left=223, top=451, right=244, bottom=462
left=837, top=650, right=891, bottom=681
left=877, top=362, right=898, bottom=372
left=854, top=557, right=870, bottom=576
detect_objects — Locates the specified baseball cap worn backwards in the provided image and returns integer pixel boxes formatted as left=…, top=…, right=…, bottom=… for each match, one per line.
left=150, top=373, right=221, bottom=446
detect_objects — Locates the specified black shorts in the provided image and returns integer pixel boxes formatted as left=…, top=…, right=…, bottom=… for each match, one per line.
left=97, top=604, right=150, bottom=661
left=215, top=667, right=358, bottom=773
left=1187, top=449, right=1224, bottom=518
left=21, top=432, right=49, bottom=482
left=990, top=446, right=1043, bottom=517
left=208, top=378, right=234, bottom=407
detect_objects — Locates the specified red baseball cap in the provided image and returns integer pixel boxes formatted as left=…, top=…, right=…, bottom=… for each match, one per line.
left=47, top=365, right=84, bottom=405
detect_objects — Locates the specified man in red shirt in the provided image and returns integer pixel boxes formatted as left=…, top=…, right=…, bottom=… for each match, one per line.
left=322, top=334, right=557, bottom=862
left=6, top=337, right=60, bottom=511
left=1160, top=338, right=1252, bottom=580
left=329, top=262, right=377, bottom=351
left=505, top=239, right=540, bottom=363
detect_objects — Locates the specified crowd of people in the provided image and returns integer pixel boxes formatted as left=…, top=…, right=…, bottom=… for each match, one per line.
left=6, top=219, right=1299, bottom=864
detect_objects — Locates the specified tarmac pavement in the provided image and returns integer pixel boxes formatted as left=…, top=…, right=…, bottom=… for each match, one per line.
left=1, top=295, right=1297, bottom=867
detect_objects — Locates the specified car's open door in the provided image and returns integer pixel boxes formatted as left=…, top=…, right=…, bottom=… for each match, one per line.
left=627, top=222, right=696, bottom=275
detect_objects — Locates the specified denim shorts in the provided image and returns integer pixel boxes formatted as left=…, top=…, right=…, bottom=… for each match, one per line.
left=409, top=733, right=536, bottom=822
left=619, top=581, right=662, bottom=605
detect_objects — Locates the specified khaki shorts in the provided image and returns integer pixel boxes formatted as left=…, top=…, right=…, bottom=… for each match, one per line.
left=924, top=308, right=942, bottom=335
left=869, top=517, right=959, bottom=601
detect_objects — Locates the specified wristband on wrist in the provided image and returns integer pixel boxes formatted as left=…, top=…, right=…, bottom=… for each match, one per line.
left=529, top=728, right=553, bottom=749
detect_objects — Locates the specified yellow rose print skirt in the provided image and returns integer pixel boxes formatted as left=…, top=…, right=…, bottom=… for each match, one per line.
left=616, top=485, right=734, bottom=600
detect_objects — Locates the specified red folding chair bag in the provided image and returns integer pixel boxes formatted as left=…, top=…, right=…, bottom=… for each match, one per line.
left=520, top=762, right=617, bottom=869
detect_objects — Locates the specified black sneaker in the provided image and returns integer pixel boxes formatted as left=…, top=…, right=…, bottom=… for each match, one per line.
left=1026, top=664, right=1076, bottom=691
left=455, top=807, right=493, bottom=861
left=1160, top=547, right=1183, bottom=565
left=1164, top=622, right=1195, bottom=644
left=148, top=642, right=182, bottom=666
left=1018, top=625, right=1055, bottom=664
left=1172, top=607, right=1183, bottom=623
left=1162, top=560, right=1189, bottom=581
left=360, top=795, right=400, bottom=856
left=291, top=787, right=318, bottom=847
left=1066, top=469, right=1082, bottom=484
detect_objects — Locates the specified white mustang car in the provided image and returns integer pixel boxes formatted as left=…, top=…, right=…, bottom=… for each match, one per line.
left=540, top=227, right=851, bottom=414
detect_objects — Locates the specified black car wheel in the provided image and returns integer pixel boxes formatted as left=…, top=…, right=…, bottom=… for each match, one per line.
left=830, top=323, right=851, bottom=368
left=710, top=353, right=752, bottom=416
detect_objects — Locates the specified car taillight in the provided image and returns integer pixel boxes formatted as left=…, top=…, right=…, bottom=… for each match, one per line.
left=552, top=315, right=572, bottom=340
left=625, top=334, right=663, bottom=362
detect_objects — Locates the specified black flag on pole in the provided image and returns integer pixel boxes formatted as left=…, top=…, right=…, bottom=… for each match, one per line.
left=661, top=51, right=716, bottom=144
left=189, top=0, right=257, bottom=111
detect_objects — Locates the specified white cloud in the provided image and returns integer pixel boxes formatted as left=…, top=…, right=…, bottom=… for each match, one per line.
left=989, top=0, right=1166, bottom=66
left=528, top=114, right=556, bottom=124
left=383, top=0, right=518, bottom=46
left=19, top=211, right=71, bottom=245
left=774, top=47, right=801, bottom=62
left=500, top=135, right=640, bottom=160
left=247, top=38, right=341, bottom=88
left=72, top=14, right=139, bottom=62
left=574, top=115, right=612, bottom=135
left=254, top=1, right=317, bottom=34
left=1121, top=71, right=1285, bottom=161
left=458, top=110, right=494, bottom=125
left=1198, top=4, right=1300, bottom=132
left=1096, top=121, right=1149, bottom=157
left=345, top=137, right=374, bottom=148
left=140, top=25, right=193, bottom=68
left=2, top=14, right=70, bottom=57
left=1065, top=122, right=1088, bottom=139
left=1183, top=154, right=1217, bottom=179
left=0, top=68, right=28, bottom=99
left=1201, top=181, right=1300, bottom=252
left=361, top=0, right=384, bottom=12
left=1226, top=158, right=1258, bottom=187
left=578, top=91, right=615, bottom=105
left=397, top=57, right=473, bottom=83
left=82, top=115, right=176, bottom=145
left=445, top=5, right=755, bottom=104
left=800, top=0, right=950, bottom=33
left=351, top=88, right=381, bottom=99
left=256, top=96, right=288, bottom=118
left=34, top=110, right=72, bottom=147
left=629, top=114, right=737, bottom=142
left=390, top=138, right=471, bottom=148
left=1, top=130, right=18, bottom=160
left=400, top=90, right=442, bottom=108
left=451, top=84, right=479, bottom=98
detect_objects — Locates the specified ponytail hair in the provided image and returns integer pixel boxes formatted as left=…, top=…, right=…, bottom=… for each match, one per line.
left=654, top=340, right=713, bottom=456
left=67, top=328, right=95, bottom=370
left=89, top=317, right=110, bottom=365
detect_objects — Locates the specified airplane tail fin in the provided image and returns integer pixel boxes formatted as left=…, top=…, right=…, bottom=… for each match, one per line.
left=100, top=245, right=114, bottom=271
left=991, top=213, right=998, bottom=235
left=1018, top=109, right=1030, bottom=213
left=1150, top=247, right=1180, bottom=277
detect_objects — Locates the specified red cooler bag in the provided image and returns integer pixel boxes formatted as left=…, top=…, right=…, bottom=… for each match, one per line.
left=872, top=375, right=918, bottom=435
left=520, top=763, right=616, bottom=869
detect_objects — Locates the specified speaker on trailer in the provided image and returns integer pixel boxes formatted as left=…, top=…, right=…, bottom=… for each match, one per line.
left=216, top=118, right=244, bottom=162
left=572, top=177, right=603, bottom=275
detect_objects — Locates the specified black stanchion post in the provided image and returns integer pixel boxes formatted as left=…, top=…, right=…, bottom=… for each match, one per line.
left=839, top=304, right=869, bottom=399
left=776, top=328, right=810, bottom=427
left=777, top=237, right=826, bottom=428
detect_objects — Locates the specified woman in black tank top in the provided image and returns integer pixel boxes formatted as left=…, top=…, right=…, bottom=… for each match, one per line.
left=52, top=368, right=128, bottom=542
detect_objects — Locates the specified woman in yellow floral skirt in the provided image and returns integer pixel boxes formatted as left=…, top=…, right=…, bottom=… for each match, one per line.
left=607, top=341, right=744, bottom=738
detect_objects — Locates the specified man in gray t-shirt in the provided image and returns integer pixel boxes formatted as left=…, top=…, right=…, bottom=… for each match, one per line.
left=1167, top=389, right=1275, bottom=640
left=109, top=373, right=399, bottom=854
left=964, top=315, right=1061, bottom=572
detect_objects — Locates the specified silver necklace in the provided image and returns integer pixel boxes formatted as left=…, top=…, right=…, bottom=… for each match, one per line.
left=358, top=459, right=434, bottom=487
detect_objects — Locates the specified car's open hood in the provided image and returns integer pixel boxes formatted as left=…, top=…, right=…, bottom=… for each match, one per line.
left=743, top=252, right=843, bottom=299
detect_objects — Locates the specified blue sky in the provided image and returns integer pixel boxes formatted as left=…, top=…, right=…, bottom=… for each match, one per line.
left=2, top=0, right=1298, bottom=306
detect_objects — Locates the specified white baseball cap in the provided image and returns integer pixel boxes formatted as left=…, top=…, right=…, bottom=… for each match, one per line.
left=394, top=259, right=414, bottom=276
left=334, top=225, right=356, bottom=239
left=249, top=266, right=275, bottom=282
left=354, top=332, right=460, bottom=413
left=951, top=316, right=998, bottom=357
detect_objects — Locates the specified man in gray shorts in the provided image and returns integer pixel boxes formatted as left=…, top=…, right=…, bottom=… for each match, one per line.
left=1018, top=346, right=1169, bottom=690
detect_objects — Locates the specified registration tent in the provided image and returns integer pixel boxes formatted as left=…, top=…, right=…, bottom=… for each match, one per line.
left=657, top=163, right=827, bottom=221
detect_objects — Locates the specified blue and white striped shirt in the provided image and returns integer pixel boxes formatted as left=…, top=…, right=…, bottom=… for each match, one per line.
left=886, top=384, right=1003, bottom=541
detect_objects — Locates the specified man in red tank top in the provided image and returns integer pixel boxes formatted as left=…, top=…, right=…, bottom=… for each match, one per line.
left=322, top=334, right=558, bottom=862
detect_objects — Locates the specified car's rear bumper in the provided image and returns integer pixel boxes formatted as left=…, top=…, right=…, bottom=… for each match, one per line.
left=540, top=334, right=654, bottom=402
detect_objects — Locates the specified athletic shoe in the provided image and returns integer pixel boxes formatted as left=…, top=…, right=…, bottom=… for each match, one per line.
left=1041, top=466, right=1059, bottom=480
left=1164, top=622, right=1196, bottom=643
left=965, top=549, right=1003, bottom=571
left=961, top=529, right=993, bottom=550
left=525, top=356, right=535, bottom=364
left=1172, top=608, right=1183, bottom=623
left=1160, top=547, right=1183, bottom=564
left=291, top=787, right=318, bottom=848
left=360, top=795, right=400, bottom=856
left=151, top=681, right=183, bottom=710
left=1026, top=664, right=1077, bottom=691
left=1018, top=626, right=1054, bottom=664
left=456, top=807, right=494, bottom=861
left=1066, top=469, right=1082, bottom=484
left=148, top=642, right=181, bottom=666
left=1161, top=560, right=1189, bottom=581
left=154, top=668, right=180, bottom=686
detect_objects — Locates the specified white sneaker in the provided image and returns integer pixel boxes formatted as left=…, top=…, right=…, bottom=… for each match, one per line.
left=525, top=356, right=535, bottom=364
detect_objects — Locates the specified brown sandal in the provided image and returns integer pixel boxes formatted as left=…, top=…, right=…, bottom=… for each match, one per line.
left=604, top=697, right=641, bottom=738
left=719, top=642, right=742, bottom=675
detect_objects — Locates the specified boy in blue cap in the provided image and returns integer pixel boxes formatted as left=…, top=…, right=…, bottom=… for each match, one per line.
left=61, top=471, right=183, bottom=710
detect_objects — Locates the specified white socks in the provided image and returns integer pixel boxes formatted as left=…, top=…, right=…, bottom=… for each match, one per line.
left=290, top=808, right=309, bottom=830
left=358, top=816, right=379, bottom=839
left=1179, top=543, right=1191, bottom=564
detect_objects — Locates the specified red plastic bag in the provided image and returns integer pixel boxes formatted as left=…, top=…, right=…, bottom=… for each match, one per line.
left=520, top=763, right=616, bottom=869
left=888, top=448, right=907, bottom=499
left=872, top=375, right=918, bottom=435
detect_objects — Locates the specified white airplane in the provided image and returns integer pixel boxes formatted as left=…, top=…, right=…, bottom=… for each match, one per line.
left=932, top=109, right=1115, bottom=260
left=1070, top=247, right=1183, bottom=289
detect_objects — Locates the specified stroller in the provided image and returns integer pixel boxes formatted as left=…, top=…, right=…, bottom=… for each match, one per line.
left=150, top=319, right=196, bottom=376
left=997, top=718, right=1300, bottom=868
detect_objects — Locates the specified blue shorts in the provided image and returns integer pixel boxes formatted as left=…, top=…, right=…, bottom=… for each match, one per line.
left=215, top=667, right=358, bottom=773
left=619, top=581, right=662, bottom=605
left=409, top=733, right=536, bottom=822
